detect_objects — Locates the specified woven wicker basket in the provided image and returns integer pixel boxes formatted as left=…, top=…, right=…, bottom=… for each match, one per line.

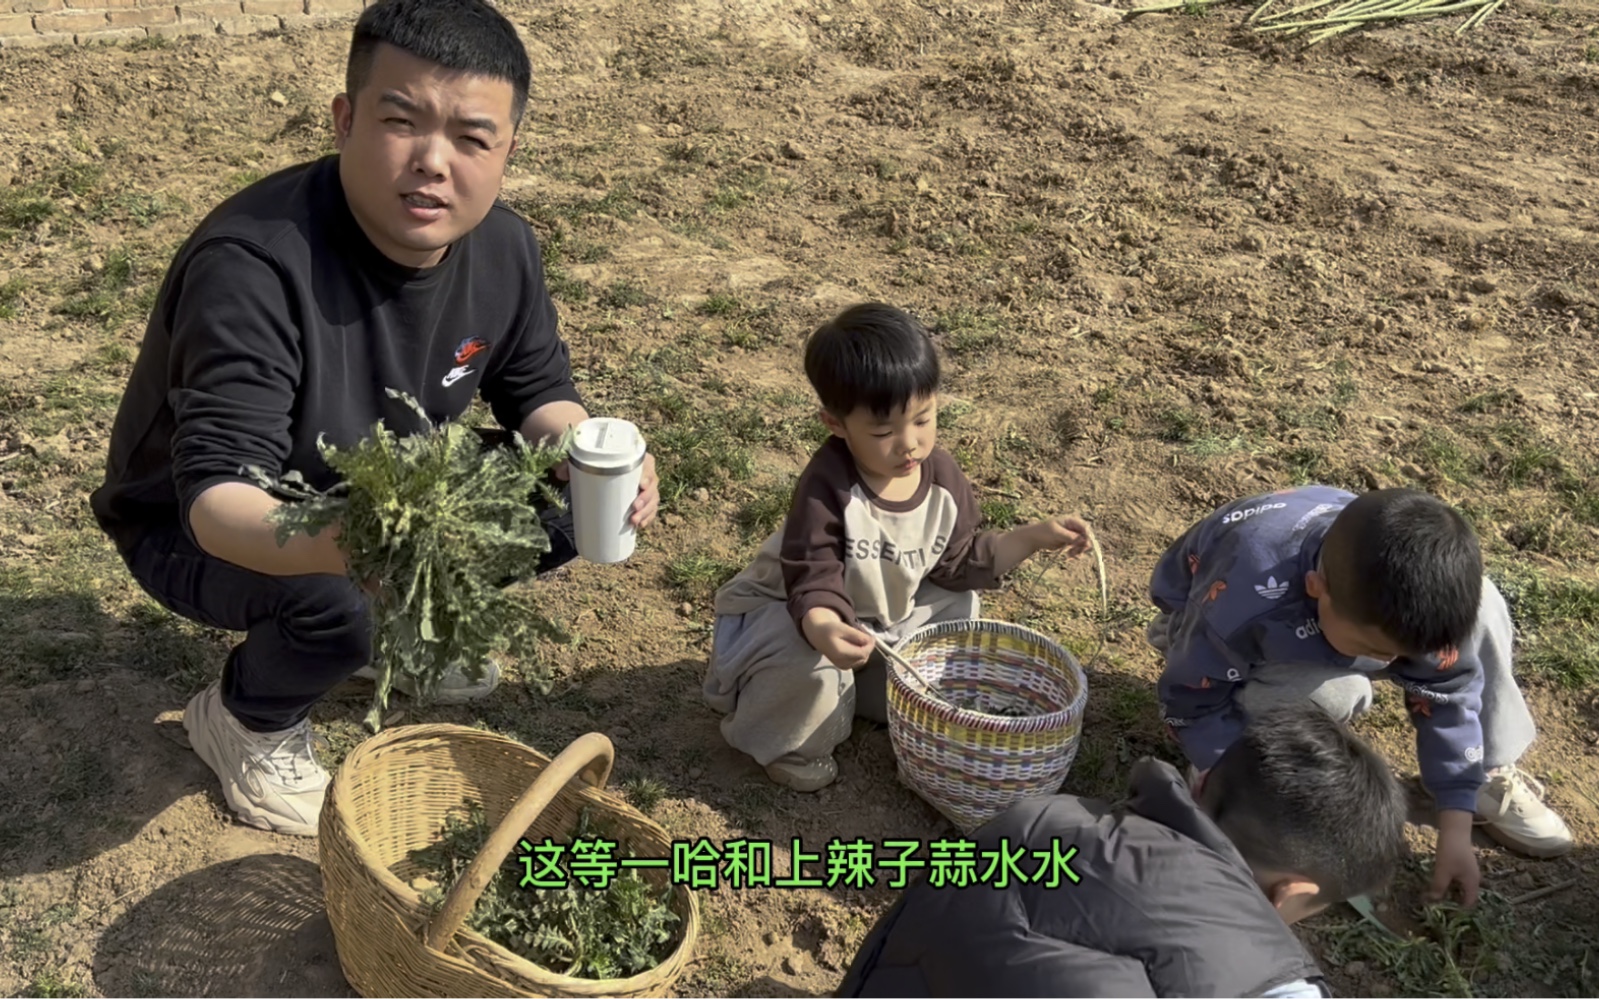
left=886, top=619, right=1089, bottom=834
left=319, top=724, right=699, bottom=998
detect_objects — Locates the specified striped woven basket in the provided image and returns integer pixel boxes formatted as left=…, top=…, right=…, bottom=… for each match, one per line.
left=886, top=619, right=1089, bottom=834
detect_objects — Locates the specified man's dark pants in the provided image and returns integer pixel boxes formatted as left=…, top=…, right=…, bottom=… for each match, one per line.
left=116, top=428, right=578, bottom=733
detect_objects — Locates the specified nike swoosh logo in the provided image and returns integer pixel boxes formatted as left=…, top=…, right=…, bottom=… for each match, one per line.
left=442, top=365, right=471, bottom=387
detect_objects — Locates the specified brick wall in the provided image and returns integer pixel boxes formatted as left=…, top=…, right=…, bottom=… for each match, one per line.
left=0, top=0, right=364, bottom=49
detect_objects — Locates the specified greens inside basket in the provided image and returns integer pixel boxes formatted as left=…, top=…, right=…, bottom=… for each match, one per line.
left=937, top=686, right=1051, bottom=718
left=406, top=800, right=681, bottom=981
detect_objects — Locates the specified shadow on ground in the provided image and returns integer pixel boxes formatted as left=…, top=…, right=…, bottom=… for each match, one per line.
left=0, top=592, right=237, bottom=878
left=318, top=652, right=962, bottom=847
left=736, top=975, right=831, bottom=997
left=93, top=853, right=353, bottom=998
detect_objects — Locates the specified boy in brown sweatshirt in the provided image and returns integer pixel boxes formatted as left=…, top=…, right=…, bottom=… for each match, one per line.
left=704, top=303, right=1092, bottom=791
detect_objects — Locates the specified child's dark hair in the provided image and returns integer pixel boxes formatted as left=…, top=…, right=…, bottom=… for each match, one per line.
left=1200, top=703, right=1406, bottom=905
left=803, top=303, right=941, bottom=419
left=1320, top=487, right=1482, bottom=654
left=347, top=0, right=533, bottom=127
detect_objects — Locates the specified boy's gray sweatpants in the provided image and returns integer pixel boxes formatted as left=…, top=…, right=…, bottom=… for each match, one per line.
left=1146, top=577, right=1537, bottom=772
left=704, top=583, right=979, bottom=767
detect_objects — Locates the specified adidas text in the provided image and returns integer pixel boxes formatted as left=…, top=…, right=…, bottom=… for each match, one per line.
left=1223, top=502, right=1287, bottom=524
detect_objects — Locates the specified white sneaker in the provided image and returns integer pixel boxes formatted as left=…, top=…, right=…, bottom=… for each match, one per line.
left=352, top=658, right=502, bottom=705
left=182, top=680, right=330, bottom=837
left=765, top=754, right=838, bottom=792
left=1476, top=765, right=1573, bottom=858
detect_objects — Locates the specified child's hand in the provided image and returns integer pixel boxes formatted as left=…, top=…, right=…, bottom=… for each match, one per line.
left=1428, top=810, right=1481, bottom=907
left=802, top=609, right=875, bottom=670
left=1037, top=514, right=1092, bottom=557
left=814, top=621, right=876, bottom=670
left=993, top=515, right=1095, bottom=578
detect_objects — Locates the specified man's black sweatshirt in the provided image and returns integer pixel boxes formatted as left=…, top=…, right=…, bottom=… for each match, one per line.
left=90, top=154, right=584, bottom=557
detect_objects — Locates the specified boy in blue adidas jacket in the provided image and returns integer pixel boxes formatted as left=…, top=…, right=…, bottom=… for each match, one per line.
left=1147, top=485, right=1571, bottom=907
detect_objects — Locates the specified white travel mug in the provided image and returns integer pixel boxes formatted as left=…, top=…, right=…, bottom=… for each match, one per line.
left=567, top=417, right=648, bottom=564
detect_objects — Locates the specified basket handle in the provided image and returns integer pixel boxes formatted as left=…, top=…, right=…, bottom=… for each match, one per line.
left=423, top=731, right=616, bottom=952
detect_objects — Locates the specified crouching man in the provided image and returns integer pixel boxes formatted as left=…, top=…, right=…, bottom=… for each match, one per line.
left=836, top=703, right=1408, bottom=998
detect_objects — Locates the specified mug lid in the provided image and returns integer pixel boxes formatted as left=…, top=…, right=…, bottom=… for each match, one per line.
left=569, top=417, right=646, bottom=470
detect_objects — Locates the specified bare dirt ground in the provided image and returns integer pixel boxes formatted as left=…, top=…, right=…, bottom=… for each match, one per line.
left=2, top=0, right=1598, bottom=995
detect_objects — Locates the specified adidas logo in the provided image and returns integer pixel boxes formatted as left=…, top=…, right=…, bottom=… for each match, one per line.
left=1255, top=576, right=1289, bottom=600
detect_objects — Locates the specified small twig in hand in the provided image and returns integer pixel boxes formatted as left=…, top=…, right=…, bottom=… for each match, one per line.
left=1079, top=523, right=1111, bottom=671
left=1019, top=521, right=1112, bottom=672
left=874, top=636, right=955, bottom=709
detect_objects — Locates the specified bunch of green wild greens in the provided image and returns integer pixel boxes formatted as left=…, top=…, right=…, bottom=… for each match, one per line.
left=409, top=801, right=681, bottom=980
left=245, top=389, right=571, bottom=730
